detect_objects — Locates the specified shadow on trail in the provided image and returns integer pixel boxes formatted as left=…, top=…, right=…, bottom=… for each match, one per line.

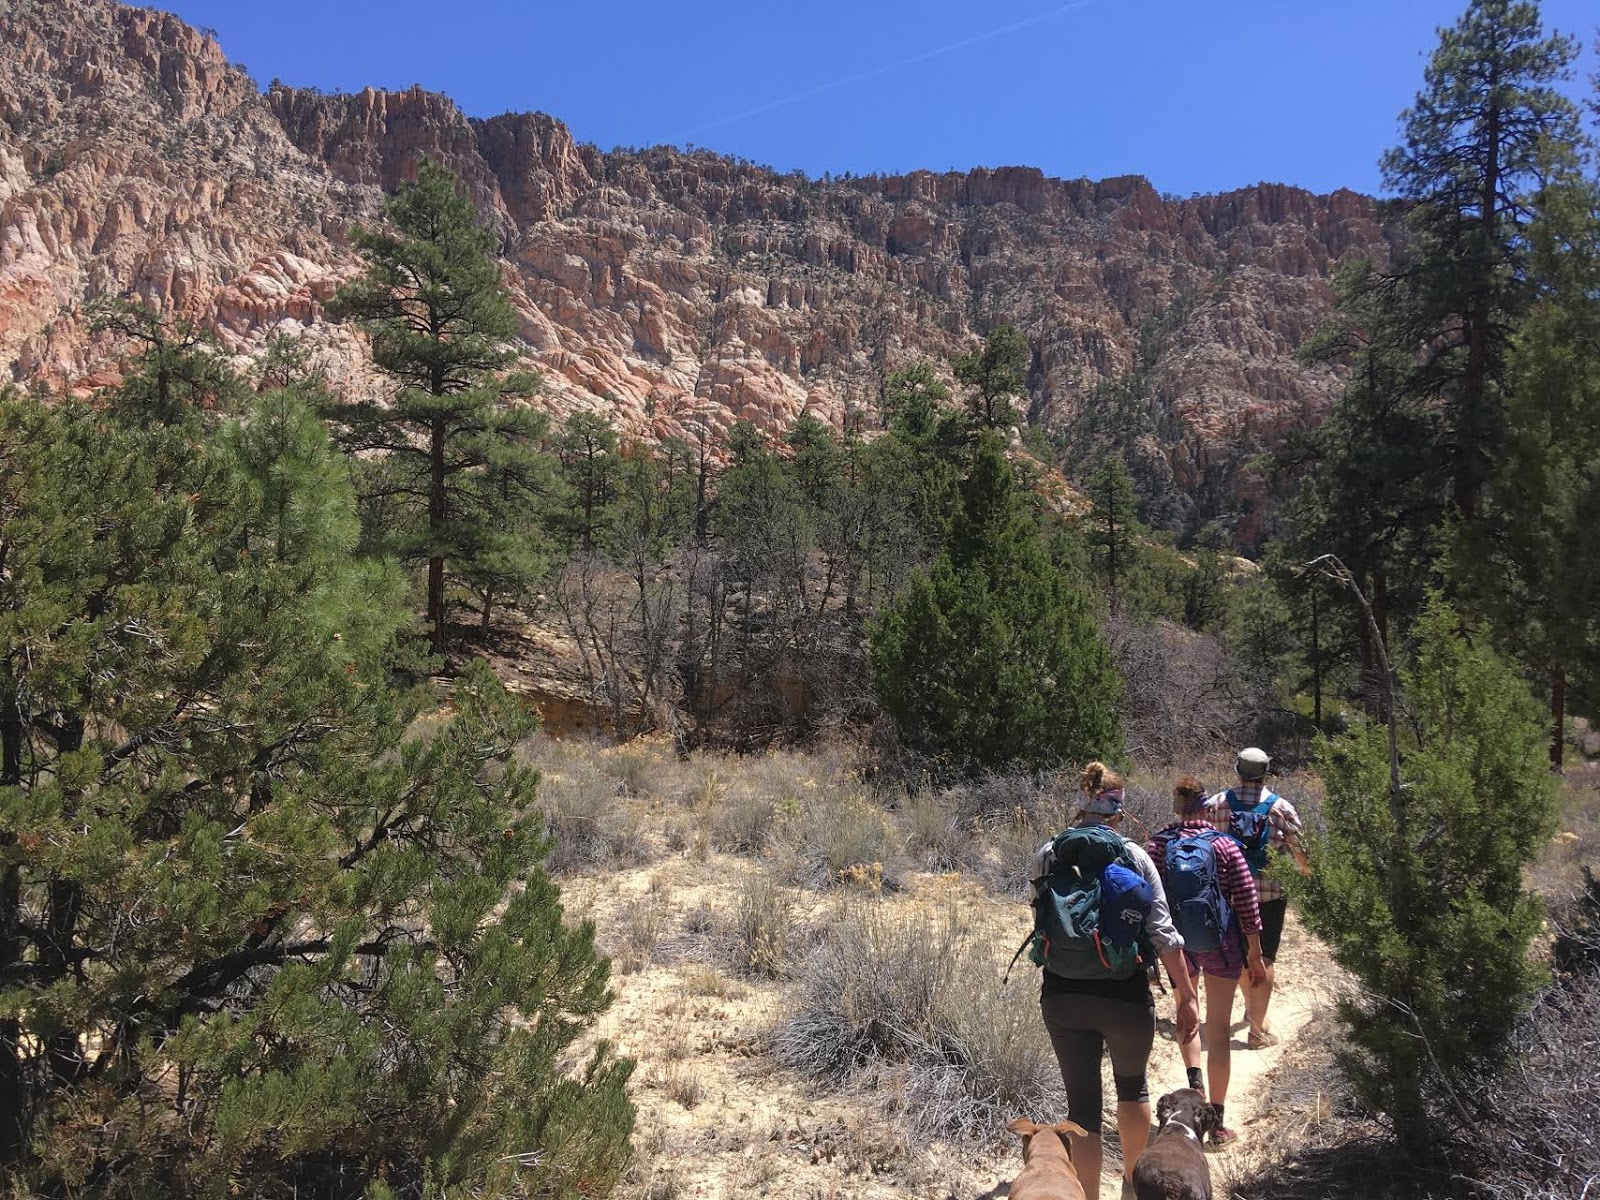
left=1229, top=1135, right=1444, bottom=1200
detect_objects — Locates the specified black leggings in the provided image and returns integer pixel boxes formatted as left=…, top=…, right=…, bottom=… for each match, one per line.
left=1258, top=896, right=1288, bottom=961
left=1039, top=992, right=1155, bottom=1135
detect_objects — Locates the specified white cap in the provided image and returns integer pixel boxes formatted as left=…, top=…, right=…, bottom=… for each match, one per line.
left=1236, top=747, right=1271, bottom=780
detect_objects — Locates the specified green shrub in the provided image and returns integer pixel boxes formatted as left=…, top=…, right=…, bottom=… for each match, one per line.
left=1299, top=601, right=1557, bottom=1158
left=870, top=433, right=1122, bottom=778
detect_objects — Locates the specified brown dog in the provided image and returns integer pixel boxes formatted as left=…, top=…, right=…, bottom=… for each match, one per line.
left=1130, top=1089, right=1222, bottom=1200
left=1006, top=1118, right=1090, bottom=1200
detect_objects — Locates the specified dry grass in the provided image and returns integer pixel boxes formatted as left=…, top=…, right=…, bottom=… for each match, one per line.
left=608, top=895, right=668, bottom=975
left=772, top=894, right=1062, bottom=1142
left=679, top=962, right=746, bottom=1001
left=727, top=869, right=795, bottom=979
left=772, top=786, right=904, bottom=889
left=1531, top=766, right=1600, bottom=907
left=525, top=742, right=654, bottom=874
left=658, top=1063, right=706, bottom=1110
left=898, top=788, right=985, bottom=873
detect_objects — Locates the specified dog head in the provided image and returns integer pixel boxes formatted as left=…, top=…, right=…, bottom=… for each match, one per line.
left=1006, top=1117, right=1089, bottom=1164
left=1154, top=1088, right=1221, bottom=1140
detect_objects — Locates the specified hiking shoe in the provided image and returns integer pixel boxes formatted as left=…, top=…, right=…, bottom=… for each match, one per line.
left=1247, top=1028, right=1281, bottom=1049
left=1209, top=1126, right=1239, bottom=1148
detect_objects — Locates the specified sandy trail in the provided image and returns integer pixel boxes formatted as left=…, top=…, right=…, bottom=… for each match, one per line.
left=1087, top=907, right=1323, bottom=1197
left=568, top=853, right=1331, bottom=1199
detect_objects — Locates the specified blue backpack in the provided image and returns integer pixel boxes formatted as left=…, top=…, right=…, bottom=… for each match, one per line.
left=1224, top=789, right=1280, bottom=876
left=1023, top=825, right=1153, bottom=981
left=1163, top=829, right=1233, bottom=953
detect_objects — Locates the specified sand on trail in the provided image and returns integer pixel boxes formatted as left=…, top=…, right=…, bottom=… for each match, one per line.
left=566, top=854, right=1333, bottom=1200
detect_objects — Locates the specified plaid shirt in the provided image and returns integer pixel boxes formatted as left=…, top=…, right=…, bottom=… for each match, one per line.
left=1203, top=782, right=1303, bottom=903
left=1147, top=819, right=1263, bottom=935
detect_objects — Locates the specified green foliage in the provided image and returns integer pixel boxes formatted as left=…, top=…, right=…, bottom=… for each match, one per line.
left=1298, top=600, right=1556, bottom=1159
left=869, top=433, right=1121, bottom=776
left=952, top=324, right=1029, bottom=429
left=1375, top=0, right=1584, bottom=522
left=88, top=298, right=243, bottom=425
left=880, top=361, right=950, bottom=440
left=0, top=338, right=632, bottom=1194
left=1085, top=455, right=1141, bottom=603
left=555, top=410, right=621, bottom=554
left=1454, top=171, right=1600, bottom=728
left=1281, top=0, right=1588, bottom=710
left=1286, top=258, right=1450, bottom=638
left=326, top=159, right=549, bottom=654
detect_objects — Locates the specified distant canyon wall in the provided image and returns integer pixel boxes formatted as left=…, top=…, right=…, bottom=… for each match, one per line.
left=0, top=0, right=1397, bottom=542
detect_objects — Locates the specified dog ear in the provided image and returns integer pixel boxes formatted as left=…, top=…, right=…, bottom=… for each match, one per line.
left=1201, top=1103, right=1223, bottom=1135
left=1053, top=1121, right=1088, bottom=1157
left=1156, top=1092, right=1176, bottom=1125
left=1006, top=1118, right=1039, bottom=1138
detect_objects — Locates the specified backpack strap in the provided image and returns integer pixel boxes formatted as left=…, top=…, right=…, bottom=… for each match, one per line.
left=1003, top=927, right=1035, bottom=985
left=1254, top=793, right=1279, bottom=847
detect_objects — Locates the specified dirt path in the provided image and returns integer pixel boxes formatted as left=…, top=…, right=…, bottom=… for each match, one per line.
left=566, top=853, right=1333, bottom=1199
left=1094, top=907, right=1324, bottom=1196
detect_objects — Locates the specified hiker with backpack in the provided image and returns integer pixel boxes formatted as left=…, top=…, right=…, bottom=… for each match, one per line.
left=1026, top=762, right=1200, bottom=1200
left=1204, top=747, right=1311, bottom=1049
left=1147, top=774, right=1267, bottom=1146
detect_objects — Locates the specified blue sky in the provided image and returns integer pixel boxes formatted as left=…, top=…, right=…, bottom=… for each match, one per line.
left=160, top=0, right=1596, bottom=196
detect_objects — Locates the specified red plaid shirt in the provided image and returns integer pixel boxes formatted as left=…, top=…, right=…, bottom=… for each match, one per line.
left=1204, top=782, right=1303, bottom=902
left=1147, top=819, right=1263, bottom=935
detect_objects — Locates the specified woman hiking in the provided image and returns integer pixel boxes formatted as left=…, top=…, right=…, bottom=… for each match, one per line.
left=1031, top=762, right=1200, bottom=1200
left=1205, top=747, right=1312, bottom=1048
left=1147, top=774, right=1266, bottom=1146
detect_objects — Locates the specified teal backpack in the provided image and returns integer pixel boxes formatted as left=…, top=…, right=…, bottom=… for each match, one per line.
left=1223, top=789, right=1280, bottom=876
left=1018, top=824, right=1152, bottom=981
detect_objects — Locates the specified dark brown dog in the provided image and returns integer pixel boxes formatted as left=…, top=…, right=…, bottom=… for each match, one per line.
left=1130, top=1089, right=1222, bottom=1200
left=1005, top=1118, right=1090, bottom=1200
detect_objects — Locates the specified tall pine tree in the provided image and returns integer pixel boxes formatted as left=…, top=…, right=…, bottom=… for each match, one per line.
left=1458, top=170, right=1600, bottom=764
left=327, top=160, right=547, bottom=656
left=1379, top=0, right=1585, bottom=523
left=1086, top=455, right=1141, bottom=609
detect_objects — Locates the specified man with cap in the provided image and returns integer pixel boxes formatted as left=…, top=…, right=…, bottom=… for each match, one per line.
left=1204, top=747, right=1311, bottom=1048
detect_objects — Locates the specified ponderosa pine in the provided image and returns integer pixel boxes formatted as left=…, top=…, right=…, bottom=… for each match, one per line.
left=326, top=159, right=548, bottom=656
left=0, top=321, right=632, bottom=1197
left=1379, top=0, right=1585, bottom=523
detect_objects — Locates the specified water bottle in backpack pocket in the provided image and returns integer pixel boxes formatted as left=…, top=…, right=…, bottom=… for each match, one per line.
left=1163, top=829, right=1233, bottom=954
left=1026, top=824, right=1153, bottom=980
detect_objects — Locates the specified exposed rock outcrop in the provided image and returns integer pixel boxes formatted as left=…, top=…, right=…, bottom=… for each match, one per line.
left=0, top=0, right=1396, bottom=543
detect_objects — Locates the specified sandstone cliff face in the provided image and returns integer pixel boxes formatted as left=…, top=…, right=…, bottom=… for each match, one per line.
left=0, top=0, right=1396, bottom=541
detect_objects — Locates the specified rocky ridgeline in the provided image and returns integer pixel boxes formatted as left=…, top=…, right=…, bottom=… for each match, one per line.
left=0, top=0, right=1397, bottom=536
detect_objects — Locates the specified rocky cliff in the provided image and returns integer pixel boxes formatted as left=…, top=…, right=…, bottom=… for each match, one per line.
left=0, top=0, right=1395, bottom=542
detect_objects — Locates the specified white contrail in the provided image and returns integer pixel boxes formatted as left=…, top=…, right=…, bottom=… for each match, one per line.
left=678, top=0, right=1103, bottom=140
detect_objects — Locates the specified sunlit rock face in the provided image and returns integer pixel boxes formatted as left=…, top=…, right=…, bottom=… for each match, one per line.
left=1, top=0, right=1396, bottom=540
